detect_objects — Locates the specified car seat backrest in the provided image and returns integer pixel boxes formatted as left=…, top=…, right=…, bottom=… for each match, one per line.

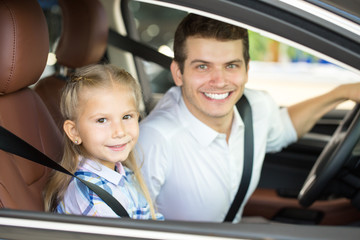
left=34, top=0, right=109, bottom=131
left=0, top=0, right=63, bottom=211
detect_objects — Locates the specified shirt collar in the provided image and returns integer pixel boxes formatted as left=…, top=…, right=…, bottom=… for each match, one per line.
left=178, top=93, right=222, bottom=147
left=177, top=88, right=245, bottom=147
left=229, top=105, right=244, bottom=142
left=79, top=156, right=126, bottom=186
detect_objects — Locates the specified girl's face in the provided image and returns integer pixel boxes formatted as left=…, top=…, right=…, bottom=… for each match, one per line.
left=64, top=84, right=139, bottom=170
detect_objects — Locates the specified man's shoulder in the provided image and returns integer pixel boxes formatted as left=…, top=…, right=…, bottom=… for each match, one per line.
left=140, top=108, right=182, bottom=139
left=244, top=88, right=277, bottom=109
left=244, top=88, right=273, bottom=101
left=242, top=88, right=280, bottom=121
left=140, top=87, right=184, bottom=137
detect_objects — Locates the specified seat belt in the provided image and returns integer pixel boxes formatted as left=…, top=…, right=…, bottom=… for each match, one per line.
left=0, top=126, right=129, bottom=218
left=224, top=95, right=254, bottom=222
left=108, top=29, right=172, bottom=70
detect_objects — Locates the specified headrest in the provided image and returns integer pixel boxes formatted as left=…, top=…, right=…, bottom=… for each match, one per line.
left=0, top=0, right=49, bottom=94
left=56, top=0, right=109, bottom=68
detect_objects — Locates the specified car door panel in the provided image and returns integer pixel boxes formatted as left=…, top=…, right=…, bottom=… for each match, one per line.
left=244, top=109, right=360, bottom=224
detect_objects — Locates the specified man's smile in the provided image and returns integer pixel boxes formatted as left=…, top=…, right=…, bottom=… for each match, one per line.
left=203, top=92, right=231, bottom=100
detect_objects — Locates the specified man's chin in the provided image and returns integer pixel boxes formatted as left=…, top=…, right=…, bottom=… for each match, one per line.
left=204, top=109, right=234, bottom=119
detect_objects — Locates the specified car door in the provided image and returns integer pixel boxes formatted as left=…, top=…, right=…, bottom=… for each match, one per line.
left=245, top=109, right=358, bottom=225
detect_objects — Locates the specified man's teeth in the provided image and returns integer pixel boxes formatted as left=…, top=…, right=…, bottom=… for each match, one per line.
left=204, top=92, right=229, bottom=100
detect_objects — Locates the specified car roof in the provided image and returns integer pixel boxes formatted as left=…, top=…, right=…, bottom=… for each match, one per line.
left=143, top=0, right=360, bottom=73
left=315, top=0, right=360, bottom=23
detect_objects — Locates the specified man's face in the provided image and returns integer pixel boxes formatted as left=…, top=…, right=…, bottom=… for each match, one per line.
left=172, top=37, right=248, bottom=130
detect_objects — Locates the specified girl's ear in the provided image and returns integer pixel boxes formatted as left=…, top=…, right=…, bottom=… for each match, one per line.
left=170, top=61, right=183, bottom=87
left=63, top=120, right=82, bottom=145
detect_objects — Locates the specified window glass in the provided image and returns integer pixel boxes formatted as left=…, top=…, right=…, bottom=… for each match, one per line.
left=129, top=0, right=359, bottom=109
left=128, top=1, right=185, bottom=94
left=38, top=0, right=62, bottom=78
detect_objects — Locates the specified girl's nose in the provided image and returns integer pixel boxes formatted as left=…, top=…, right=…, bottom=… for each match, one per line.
left=112, top=122, right=125, bottom=138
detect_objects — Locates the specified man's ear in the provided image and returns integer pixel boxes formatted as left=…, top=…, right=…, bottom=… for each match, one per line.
left=63, top=120, right=82, bottom=145
left=170, top=61, right=183, bottom=86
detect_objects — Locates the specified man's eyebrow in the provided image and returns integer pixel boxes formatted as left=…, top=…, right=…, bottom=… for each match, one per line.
left=190, top=59, right=210, bottom=65
left=189, top=59, right=243, bottom=66
left=226, top=59, right=243, bottom=64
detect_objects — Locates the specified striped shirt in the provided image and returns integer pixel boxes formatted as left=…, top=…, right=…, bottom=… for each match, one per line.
left=56, top=157, right=163, bottom=220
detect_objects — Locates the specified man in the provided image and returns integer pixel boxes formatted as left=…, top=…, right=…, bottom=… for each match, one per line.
left=137, top=13, right=360, bottom=223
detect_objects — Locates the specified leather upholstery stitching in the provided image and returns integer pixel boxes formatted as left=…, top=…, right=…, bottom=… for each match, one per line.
left=1, top=1, right=16, bottom=94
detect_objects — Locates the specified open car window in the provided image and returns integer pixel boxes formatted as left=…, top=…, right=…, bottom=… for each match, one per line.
left=125, top=0, right=359, bottom=110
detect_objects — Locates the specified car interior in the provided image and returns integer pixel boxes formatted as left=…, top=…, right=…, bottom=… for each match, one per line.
left=0, top=0, right=63, bottom=211
left=34, top=0, right=109, bottom=132
left=1, top=0, right=360, bottom=238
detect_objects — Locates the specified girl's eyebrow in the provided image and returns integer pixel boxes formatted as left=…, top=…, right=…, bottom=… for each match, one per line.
left=88, top=112, right=107, bottom=119
left=124, top=109, right=138, bottom=114
left=89, top=109, right=137, bottom=117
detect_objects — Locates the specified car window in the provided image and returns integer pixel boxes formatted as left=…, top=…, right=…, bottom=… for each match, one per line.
left=39, top=0, right=62, bottom=78
left=127, top=0, right=359, bottom=109
left=2, top=0, right=360, bottom=238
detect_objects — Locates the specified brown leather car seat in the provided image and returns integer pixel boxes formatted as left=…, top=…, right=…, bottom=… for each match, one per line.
left=34, top=0, right=109, bottom=131
left=0, top=0, right=63, bottom=211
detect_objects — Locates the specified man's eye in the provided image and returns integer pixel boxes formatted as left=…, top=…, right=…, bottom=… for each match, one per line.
left=97, top=118, right=107, bottom=123
left=227, top=64, right=238, bottom=69
left=197, top=64, right=208, bottom=70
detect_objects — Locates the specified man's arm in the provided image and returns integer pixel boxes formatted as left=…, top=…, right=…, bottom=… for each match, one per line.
left=288, top=82, right=360, bottom=138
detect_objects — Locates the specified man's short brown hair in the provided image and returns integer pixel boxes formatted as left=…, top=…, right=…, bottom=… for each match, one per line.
left=173, top=13, right=250, bottom=73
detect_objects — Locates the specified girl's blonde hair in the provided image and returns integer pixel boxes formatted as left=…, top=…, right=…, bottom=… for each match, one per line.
left=44, top=64, right=156, bottom=219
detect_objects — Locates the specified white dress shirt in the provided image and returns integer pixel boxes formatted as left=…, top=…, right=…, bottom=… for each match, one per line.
left=137, top=86, right=297, bottom=222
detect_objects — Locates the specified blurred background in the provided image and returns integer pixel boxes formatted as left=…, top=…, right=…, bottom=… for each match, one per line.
left=39, top=0, right=359, bottom=109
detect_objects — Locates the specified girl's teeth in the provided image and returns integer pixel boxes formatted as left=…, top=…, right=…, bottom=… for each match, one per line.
left=204, top=92, right=229, bottom=100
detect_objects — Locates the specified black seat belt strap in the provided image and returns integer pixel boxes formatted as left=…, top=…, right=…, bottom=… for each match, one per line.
left=0, top=126, right=129, bottom=218
left=224, top=95, right=254, bottom=222
left=108, top=29, right=172, bottom=70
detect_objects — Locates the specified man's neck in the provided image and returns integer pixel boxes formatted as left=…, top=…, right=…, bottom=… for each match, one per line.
left=210, top=115, right=233, bottom=142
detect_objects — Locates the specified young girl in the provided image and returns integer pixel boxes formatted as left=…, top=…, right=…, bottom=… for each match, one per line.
left=44, top=64, right=162, bottom=220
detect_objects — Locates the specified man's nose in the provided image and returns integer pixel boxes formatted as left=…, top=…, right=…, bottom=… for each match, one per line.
left=210, top=68, right=227, bottom=87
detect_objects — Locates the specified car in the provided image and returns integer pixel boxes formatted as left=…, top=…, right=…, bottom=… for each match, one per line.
left=1, top=0, right=360, bottom=239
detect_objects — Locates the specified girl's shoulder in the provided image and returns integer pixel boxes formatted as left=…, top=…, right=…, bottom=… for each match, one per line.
left=123, top=166, right=135, bottom=181
left=74, top=169, right=102, bottom=184
left=75, top=169, right=100, bottom=177
left=123, top=166, right=133, bottom=174
left=122, top=166, right=142, bottom=186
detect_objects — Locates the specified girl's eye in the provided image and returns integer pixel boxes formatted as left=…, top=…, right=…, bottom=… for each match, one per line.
left=97, top=118, right=107, bottom=123
left=123, top=114, right=132, bottom=120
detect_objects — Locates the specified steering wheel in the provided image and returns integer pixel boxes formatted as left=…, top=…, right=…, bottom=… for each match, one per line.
left=298, top=103, right=360, bottom=207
